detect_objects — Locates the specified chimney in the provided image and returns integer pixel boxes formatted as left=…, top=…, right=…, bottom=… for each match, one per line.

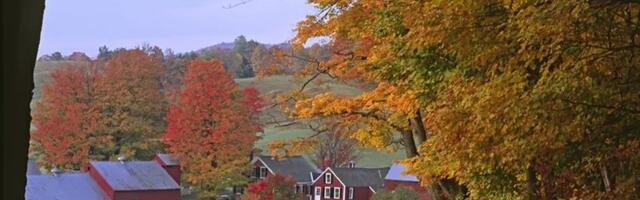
left=348, top=160, right=356, bottom=168
left=117, top=155, right=128, bottom=164
left=50, top=167, right=62, bottom=176
left=322, top=159, right=332, bottom=170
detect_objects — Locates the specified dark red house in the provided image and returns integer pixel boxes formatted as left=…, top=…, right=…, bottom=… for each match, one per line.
left=153, top=153, right=181, bottom=183
left=86, top=159, right=181, bottom=200
left=311, top=167, right=389, bottom=200
left=250, top=155, right=320, bottom=199
left=383, top=164, right=432, bottom=200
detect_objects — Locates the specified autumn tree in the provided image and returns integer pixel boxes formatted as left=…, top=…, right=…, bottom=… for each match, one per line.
left=242, top=173, right=303, bottom=200
left=310, top=119, right=359, bottom=169
left=93, top=49, right=166, bottom=160
left=260, top=0, right=640, bottom=199
left=162, top=59, right=260, bottom=198
left=30, top=63, right=98, bottom=170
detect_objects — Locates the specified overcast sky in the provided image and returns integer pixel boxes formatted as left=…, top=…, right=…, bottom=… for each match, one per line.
left=37, top=0, right=317, bottom=57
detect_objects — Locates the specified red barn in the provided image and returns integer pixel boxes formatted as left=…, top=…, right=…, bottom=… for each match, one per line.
left=250, top=155, right=320, bottom=199
left=153, top=153, right=181, bottom=184
left=311, top=167, right=389, bottom=200
left=86, top=159, right=181, bottom=200
left=383, top=164, right=432, bottom=200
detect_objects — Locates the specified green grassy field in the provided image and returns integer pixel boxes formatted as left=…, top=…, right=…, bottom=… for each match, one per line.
left=254, top=123, right=405, bottom=168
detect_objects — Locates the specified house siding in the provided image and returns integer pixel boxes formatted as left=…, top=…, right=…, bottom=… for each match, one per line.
left=86, top=163, right=116, bottom=199
left=152, top=156, right=182, bottom=184
left=350, top=186, right=374, bottom=200
left=312, top=170, right=346, bottom=200
left=384, top=180, right=431, bottom=200
left=113, top=190, right=180, bottom=200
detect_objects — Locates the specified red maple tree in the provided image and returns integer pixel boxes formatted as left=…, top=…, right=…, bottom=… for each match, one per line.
left=31, top=64, right=98, bottom=170
left=162, top=59, right=261, bottom=197
left=244, top=173, right=302, bottom=200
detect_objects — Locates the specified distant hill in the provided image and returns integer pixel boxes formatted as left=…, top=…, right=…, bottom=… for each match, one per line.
left=197, top=41, right=291, bottom=53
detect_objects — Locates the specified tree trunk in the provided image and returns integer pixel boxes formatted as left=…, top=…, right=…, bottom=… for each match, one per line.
left=401, top=129, right=419, bottom=158
left=601, top=165, right=611, bottom=192
left=412, top=109, right=428, bottom=145
left=527, top=161, right=539, bottom=200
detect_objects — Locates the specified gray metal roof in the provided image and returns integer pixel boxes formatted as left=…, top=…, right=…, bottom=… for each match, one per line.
left=254, top=155, right=320, bottom=183
left=156, top=153, right=179, bottom=166
left=90, top=161, right=180, bottom=191
left=26, top=173, right=109, bottom=200
left=331, top=167, right=389, bottom=189
left=384, top=163, right=419, bottom=182
left=27, top=160, right=42, bottom=175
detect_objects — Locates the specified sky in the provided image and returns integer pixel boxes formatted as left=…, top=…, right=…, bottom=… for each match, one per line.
left=37, top=0, right=317, bottom=57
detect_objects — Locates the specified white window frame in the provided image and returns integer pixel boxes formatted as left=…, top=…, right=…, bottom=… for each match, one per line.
left=325, top=173, right=332, bottom=184
left=324, top=187, right=332, bottom=199
left=348, top=187, right=354, bottom=199
left=259, top=167, right=267, bottom=178
left=333, top=187, right=341, bottom=199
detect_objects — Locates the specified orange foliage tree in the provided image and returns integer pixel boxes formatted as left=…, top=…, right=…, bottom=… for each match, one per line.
left=31, top=64, right=98, bottom=170
left=93, top=49, right=167, bottom=160
left=163, top=59, right=261, bottom=197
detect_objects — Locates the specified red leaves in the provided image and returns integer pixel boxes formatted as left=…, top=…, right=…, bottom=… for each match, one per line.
left=245, top=174, right=299, bottom=200
left=31, top=64, right=97, bottom=170
left=241, top=87, right=264, bottom=114
left=162, top=59, right=261, bottom=195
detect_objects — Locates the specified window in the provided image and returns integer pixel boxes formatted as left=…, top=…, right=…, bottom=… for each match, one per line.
left=348, top=187, right=354, bottom=199
left=324, top=187, right=332, bottom=199
left=253, top=167, right=259, bottom=178
left=295, top=185, right=299, bottom=193
left=316, top=187, right=322, bottom=195
left=325, top=173, right=332, bottom=184
left=259, top=167, right=268, bottom=178
left=333, top=187, right=341, bottom=199
left=303, top=184, right=309, bottom=195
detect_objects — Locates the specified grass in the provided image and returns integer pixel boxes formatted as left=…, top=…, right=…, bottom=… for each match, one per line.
left=254, top=126, right=406, bottom=168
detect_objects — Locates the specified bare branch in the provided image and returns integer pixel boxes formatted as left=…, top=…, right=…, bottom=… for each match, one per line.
left=222, top=0, right=253, bottom=9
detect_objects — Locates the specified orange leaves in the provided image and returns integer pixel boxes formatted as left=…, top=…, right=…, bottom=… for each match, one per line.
left=93, top=49, right=166, bottom=160
left=163, top=59, right=260, bottom=196
left=31, top=64, right=98, bottom=170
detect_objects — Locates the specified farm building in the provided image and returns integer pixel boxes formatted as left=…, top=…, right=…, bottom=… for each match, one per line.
left=26, top=172, right=110, bottom=200
left=311, top=166, right=389, bottom=200
left=86, top=159, right=181, bottom=200
left=25, top=154, right=181, bottom=200
left=384, top=163, right=432, bottom=200
left=153, top=153, right=181, bottom=184
left=250, top=155, right=321, bottom=199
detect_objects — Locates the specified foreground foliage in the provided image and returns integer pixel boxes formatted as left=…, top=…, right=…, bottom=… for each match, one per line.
left=259, top=0, right=640, bottom=199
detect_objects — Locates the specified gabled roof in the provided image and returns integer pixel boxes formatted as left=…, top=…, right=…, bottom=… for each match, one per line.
left=27, top=160, right=42, bottom=175
left=330, top=167, right=389, bottom=189
left=90, top=161, right=180, bottom=191
left=252, top=155, right=320, bottom=183
left=384, top=163, right=419, bottom=182
left=26, top=173, right=109, bottom=200
left=155, top=153, right=179, bottom=166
